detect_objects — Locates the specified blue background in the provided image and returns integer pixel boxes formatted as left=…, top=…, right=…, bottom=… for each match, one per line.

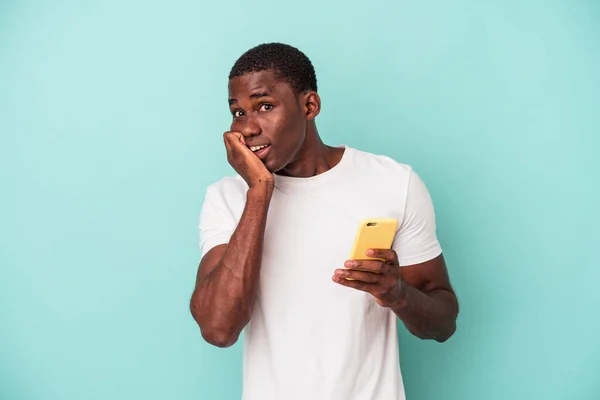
left=1, top=1, right=599, bottom=399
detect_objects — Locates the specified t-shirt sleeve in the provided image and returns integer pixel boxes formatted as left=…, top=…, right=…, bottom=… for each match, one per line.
left=393, top=169, right=443, bottom=266
left=198, top=184, right=236, bottom=258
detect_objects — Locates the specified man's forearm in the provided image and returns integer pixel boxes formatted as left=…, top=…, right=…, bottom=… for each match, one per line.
left=392, top=283, right=458, bottom=342
left=192, top=185, right=272, bottom=346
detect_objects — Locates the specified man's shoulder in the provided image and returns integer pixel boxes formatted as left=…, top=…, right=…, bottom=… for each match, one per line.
left=349, top=146, right=414, bottom=178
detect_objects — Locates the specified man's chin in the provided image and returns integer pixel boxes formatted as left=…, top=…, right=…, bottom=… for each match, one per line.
left=264, top=158, right=282, bottom=174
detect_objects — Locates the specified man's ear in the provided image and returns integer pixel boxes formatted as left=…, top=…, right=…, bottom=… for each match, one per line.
left=301, top=91, right=321, bottom=120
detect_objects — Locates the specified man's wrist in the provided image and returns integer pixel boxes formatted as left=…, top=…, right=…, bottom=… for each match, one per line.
left=387, top=280, right=408, bottom=310
left=247, top=182, right=274, bottom=201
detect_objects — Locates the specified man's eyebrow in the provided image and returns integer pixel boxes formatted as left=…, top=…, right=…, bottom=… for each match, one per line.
left=250, top=92, right=271, bottom=99
left=228, top=92, right=272, bottom=106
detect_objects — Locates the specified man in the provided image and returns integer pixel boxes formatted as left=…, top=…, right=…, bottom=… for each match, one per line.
left=190, top=43, right=459, bottom=400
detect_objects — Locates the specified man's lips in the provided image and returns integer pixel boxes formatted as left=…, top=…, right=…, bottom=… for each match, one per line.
left=248, top=143, right=269, bottom=152
left=250, top=144, right=271, bottom=160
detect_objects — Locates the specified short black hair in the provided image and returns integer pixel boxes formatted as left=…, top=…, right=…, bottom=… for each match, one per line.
left=229, top=43, right=317, bottom=94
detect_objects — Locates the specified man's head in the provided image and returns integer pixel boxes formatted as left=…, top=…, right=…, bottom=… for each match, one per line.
left=229, top=42, right=317, bottom=95
left=227, top=43, right=321, bottom=173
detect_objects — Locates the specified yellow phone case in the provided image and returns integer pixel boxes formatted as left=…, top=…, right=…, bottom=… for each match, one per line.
left=349, top=218, right=398, bottom=263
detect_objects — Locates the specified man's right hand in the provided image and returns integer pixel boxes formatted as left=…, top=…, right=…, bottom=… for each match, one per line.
left=223, top=131, right=274, bottom=190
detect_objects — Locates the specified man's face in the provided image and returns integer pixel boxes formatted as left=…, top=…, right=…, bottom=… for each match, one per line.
left=228, top=70, right=308, bottom=173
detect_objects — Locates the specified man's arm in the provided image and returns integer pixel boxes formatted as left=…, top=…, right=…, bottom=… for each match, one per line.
left=394, top=254, right=458, bottom=342
left=190, top=184, right=272, bottom=348
left=190, top=131, right=274, bottom=348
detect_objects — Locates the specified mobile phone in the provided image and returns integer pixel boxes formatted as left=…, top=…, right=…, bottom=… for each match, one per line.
left=348, top=218, right=398, bottom=264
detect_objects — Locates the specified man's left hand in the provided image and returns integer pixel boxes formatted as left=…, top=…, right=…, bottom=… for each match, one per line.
left=332, top=249, right=405, bottom=308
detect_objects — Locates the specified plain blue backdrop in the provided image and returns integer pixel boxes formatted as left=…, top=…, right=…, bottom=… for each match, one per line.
left=1, top=1, right=599, bottom=399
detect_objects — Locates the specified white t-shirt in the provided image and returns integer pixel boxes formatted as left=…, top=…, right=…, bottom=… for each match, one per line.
left=198, top=145, right=442, bottom=400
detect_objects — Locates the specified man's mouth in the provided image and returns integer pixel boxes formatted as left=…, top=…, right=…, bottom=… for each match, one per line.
left=250, top=144, right=269, bottom=152
left=249, top=144, right=272, bottom=160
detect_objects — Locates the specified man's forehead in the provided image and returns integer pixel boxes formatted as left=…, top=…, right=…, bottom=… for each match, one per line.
left=228, top=70, right=289, bottom=96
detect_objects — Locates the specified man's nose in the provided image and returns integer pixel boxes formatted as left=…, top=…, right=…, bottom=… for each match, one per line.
left=240, top=115, right=261, bottom=138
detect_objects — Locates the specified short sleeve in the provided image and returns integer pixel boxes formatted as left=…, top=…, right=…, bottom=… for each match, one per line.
left=198, top=184, right=236, bottom=258
left=393, top=169, right=443, bottom=266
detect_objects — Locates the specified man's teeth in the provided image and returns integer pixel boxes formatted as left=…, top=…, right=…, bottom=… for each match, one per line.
left=251, top=145, right=268, bottom=152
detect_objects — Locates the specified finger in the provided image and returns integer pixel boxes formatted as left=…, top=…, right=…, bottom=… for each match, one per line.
left=332, top=274, right=378, bottom=294
left=227, top=131, right=247, bottom=145
left=344, top=259, right=388, bottom=274
left=224, top=131, right=240, bottom=146
left=224, top=132, right=252, bottom=154
left=334, top=268, right=381, bottom=283
left=223, top=132, right=233, bottom=153
left=365, top=248, right=399, bottom=264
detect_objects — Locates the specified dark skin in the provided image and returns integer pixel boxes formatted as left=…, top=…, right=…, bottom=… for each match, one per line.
left=189, top=69, right=458, bottom=347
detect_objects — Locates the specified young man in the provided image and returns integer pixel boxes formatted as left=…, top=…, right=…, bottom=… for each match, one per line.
left=190, top=43, right=459, bottom=400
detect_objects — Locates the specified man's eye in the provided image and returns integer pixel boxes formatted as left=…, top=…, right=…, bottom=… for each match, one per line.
left=233, top=110, right=244, bottom=118
left=259, top=104, right=273, bottom=112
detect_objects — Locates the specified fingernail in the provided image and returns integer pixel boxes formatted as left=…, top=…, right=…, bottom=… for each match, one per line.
left=366, top=249, right=375, bottom=256
left=335, top=269, right=345, bottom=276
left=344, top=261, right=357, bottom=268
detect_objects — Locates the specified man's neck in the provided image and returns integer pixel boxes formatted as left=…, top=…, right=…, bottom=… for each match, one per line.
left=276, top=126, right=344, bottom=178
